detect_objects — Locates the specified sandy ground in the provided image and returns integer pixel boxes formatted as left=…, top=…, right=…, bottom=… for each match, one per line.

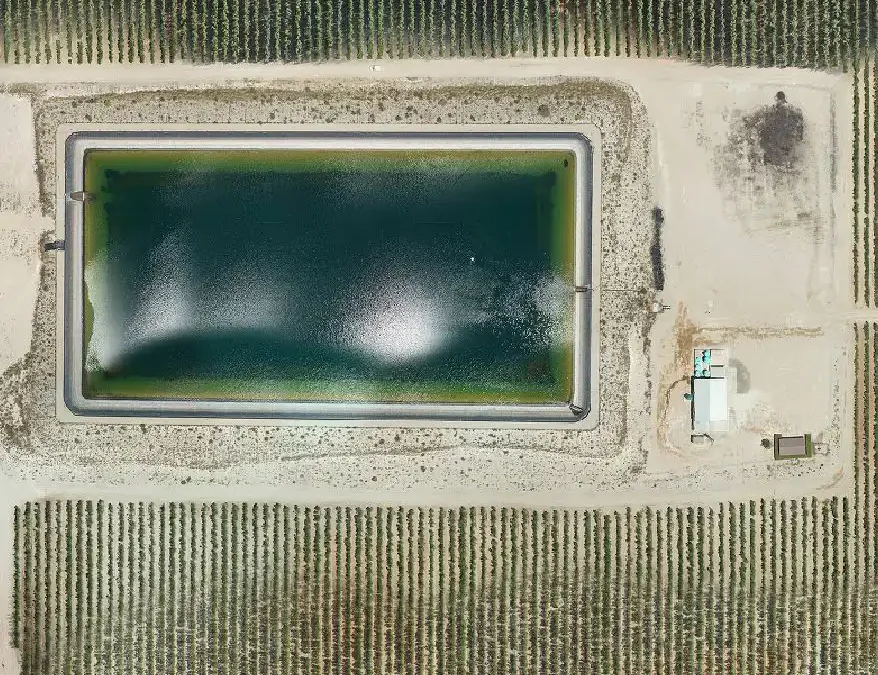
left=0, top=95, right=49, bottom=376
left=643, top=63, right=854, bottom=503
left=0, top=58, right=854, bottom=510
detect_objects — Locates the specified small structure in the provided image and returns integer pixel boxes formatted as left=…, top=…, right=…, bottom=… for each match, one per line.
left=692, top=377, right=729, bottom=434
left=773, top=434, right=814, bottom=460
left=691, top=347, right=729, bottom=436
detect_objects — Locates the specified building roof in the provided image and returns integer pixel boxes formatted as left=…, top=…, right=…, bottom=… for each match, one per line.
left=774, top=434, right=813, bottom=459
left=693, top=378, right=728, bottom=422
left=692, top=377, right=728, bottom=432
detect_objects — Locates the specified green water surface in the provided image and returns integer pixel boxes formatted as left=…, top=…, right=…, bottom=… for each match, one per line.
left=82, top=148, right=577, bottom=404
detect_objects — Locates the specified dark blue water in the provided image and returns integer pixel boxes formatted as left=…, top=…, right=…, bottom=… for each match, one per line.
left=82, top=149, right=576, bottom=403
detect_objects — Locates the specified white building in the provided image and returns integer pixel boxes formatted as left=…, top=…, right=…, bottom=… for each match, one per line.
left=691, top=348, right=729, bottom=435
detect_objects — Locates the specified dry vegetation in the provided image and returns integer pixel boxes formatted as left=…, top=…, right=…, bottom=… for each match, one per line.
left=4, top=2, right=878, bottom=673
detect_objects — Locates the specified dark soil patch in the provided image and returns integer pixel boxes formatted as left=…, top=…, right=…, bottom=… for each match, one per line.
left=650, top=206, right=665, bottom=291
left=740, top=91, right=805, bottom=170
left=729, top=358, right=751, bottom=394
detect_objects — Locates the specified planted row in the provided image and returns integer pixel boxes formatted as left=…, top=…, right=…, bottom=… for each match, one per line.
left=0, top=0, right=873, bottom=64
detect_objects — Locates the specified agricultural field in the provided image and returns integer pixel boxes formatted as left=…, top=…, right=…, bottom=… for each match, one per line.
left=0, top=0, right=873, bottom=66
left=2, top=1, right=878, bottom=675
left=11, top=495, right=878, bottom=674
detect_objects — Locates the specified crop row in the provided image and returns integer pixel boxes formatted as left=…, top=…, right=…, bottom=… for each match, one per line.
left=853, top=35, right=878, bottom=306
left=10, top=491, right=877, bottom=675
left=0, top=0, right=874, bottom=65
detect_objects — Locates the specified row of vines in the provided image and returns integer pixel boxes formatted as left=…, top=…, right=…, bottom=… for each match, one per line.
left=10, top=491, right=878, bottom=675
left=0, top=0, right=875, bottom=66
left=853, top=19, right=878, bottom=306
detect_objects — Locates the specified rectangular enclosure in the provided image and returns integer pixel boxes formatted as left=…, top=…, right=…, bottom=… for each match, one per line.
left=59, top=128, right=598, bottom=424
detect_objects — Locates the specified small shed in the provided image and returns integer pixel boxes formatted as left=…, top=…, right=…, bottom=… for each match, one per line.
left=692, top=377, right=728, bottom=434
left=773, top=434, right=813, bottom=460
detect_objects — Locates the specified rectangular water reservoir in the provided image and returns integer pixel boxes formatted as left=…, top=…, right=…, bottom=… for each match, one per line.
left=58, top=127, right=599, bottom=425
